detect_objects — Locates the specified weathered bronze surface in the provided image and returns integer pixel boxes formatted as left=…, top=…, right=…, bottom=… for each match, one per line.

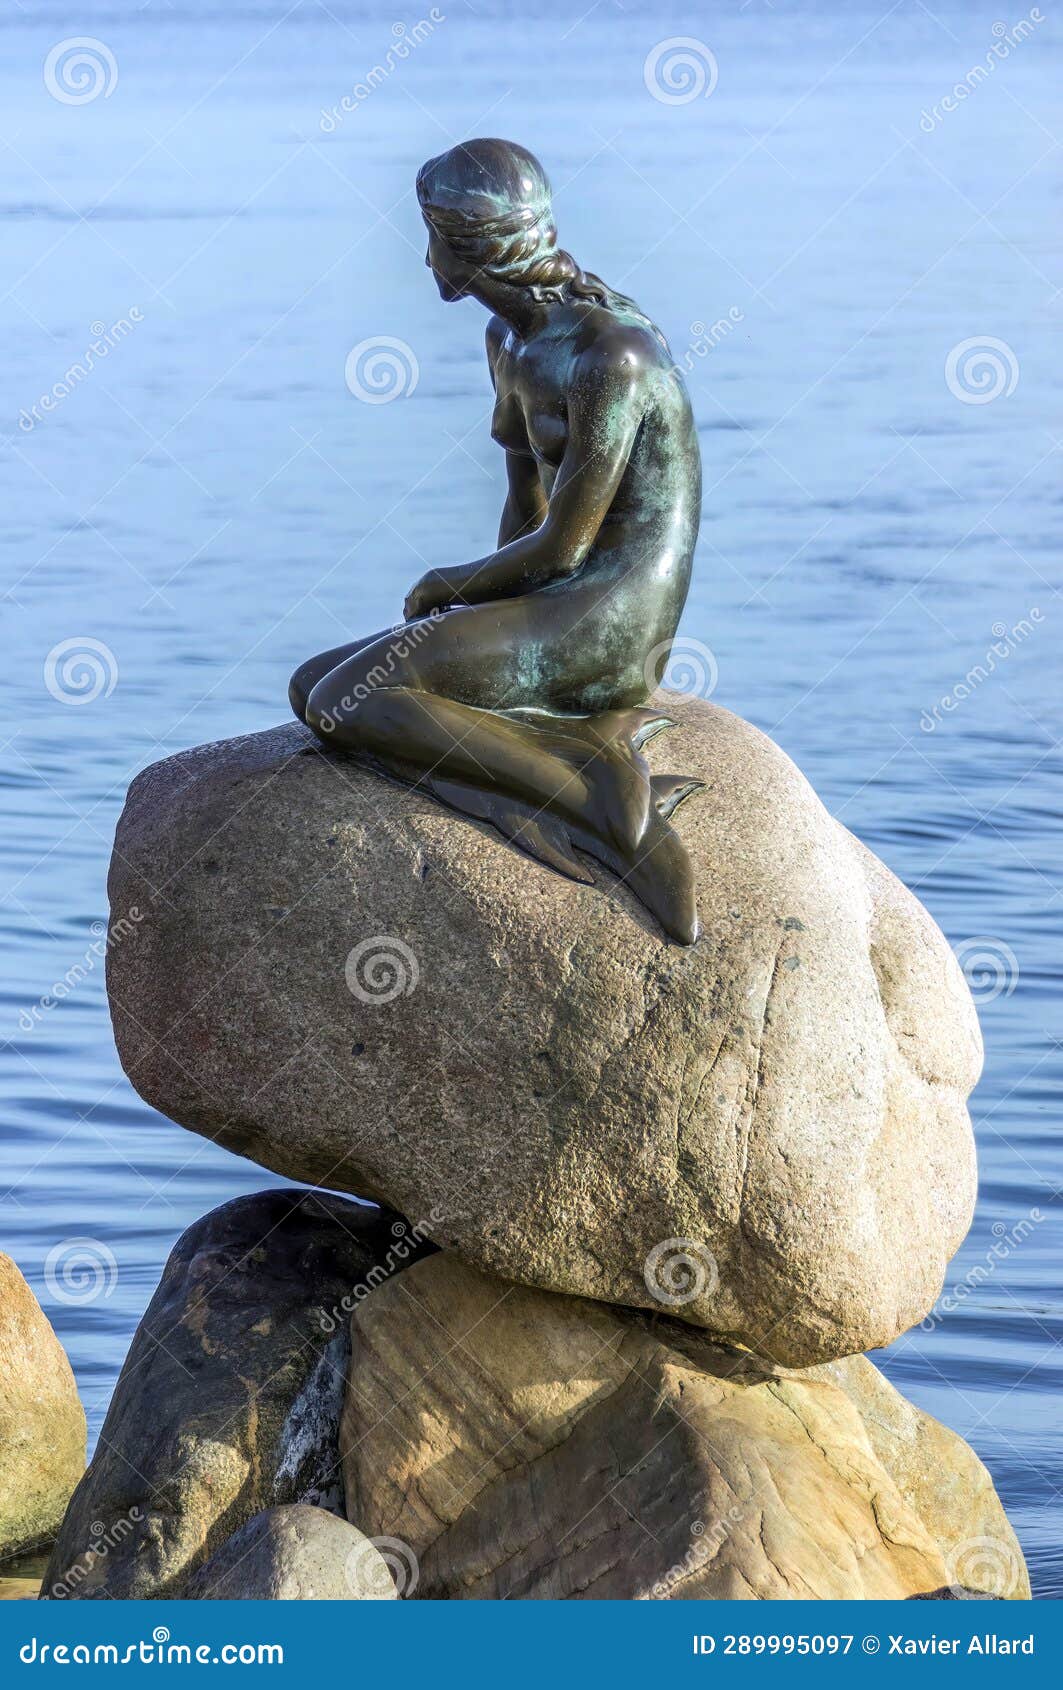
left=290, top=140, right=703, bottom=943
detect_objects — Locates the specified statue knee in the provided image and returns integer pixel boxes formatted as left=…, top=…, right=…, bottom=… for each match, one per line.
left=288, top=670, right=309, bottom=721
left=303, top=682, right=341, bottom=740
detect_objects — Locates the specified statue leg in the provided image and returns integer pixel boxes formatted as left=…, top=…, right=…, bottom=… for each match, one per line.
left=301, top=623, right=698, bottom=944
left=289, top=634, right=382, bottom=723
left=305, top=668, right=641, bottom=852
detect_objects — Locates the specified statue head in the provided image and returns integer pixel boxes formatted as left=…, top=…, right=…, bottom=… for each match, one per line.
left=417, top=138, right=574, bottom=302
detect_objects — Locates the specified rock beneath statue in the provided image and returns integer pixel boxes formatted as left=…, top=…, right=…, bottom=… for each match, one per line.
left=0, top=1252, right=85, bottom=1561
left=341, top=1254, right=1029, bottom=1602
left=42, top=1190, right=429, bottom=1599
left=106, top=694, right=980, bottom=1367
left=185, top=1504, right=397, bottom=1600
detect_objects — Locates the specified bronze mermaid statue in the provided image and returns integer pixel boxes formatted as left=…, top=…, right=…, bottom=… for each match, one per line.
left=290, top=139, right=704, bottom=944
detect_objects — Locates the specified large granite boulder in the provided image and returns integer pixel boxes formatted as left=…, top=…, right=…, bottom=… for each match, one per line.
left=341, top=1254, right=1029, bottom=1601
left=105, top=695, right=980, bottom=1366
left=185, top=1504, right=397, bottom=1600
left=0, top=1251, right=86, bottom=1559
left=43, top=1190, right=429, bottom=1599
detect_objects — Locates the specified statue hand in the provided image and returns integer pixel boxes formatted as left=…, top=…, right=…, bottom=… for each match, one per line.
left=403, top=572, right=449, bottom=623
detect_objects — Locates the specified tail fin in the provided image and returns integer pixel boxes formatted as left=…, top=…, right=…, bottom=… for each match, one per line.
left=423, top=776, right=594, bottom=885
left=394, top=705, right=701, bottom=944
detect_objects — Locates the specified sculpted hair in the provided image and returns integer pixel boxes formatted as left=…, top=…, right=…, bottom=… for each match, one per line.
left=417, top=138, right=647, bottom=319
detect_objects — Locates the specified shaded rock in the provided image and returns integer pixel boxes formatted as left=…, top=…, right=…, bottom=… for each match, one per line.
left=341, top=1253, right=1028, bottom=1602
left=185, top=1504, right=397, bottom=1599
left=106, top=695, right=980, bottom=1366
left=42, top=1190, right=428, bottom=1599
left=0, top=1251, right=85, bottom=1559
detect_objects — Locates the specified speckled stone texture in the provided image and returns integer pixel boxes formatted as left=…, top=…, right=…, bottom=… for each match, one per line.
left=105, top=694, right=980, bottom=1367
left=185, top=1504, right=397, bottom=1600
left=42, top=1190, right=426, bottom=1599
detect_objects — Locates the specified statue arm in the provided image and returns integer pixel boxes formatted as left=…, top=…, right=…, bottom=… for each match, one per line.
left=404, top=347, right=644, bottom=619
left=499, top=451, right=548, bottom=545
left=486, top=314, right=547, bottom=545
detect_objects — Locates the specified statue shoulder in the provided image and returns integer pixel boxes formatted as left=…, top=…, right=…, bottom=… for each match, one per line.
left=572, top=319, right=666, bottom=402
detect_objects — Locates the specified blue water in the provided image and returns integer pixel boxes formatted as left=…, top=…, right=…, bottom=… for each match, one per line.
left=1, top=0, right=1059, bottom=1595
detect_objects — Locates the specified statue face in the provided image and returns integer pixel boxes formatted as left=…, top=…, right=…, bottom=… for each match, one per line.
left=424, top=225, right=472, bottom=303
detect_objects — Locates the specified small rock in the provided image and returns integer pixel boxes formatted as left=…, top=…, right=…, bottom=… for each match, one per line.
left=185, top=1505, right=397, bottom=1600
left=42, top=1190, right=430, bottom=1599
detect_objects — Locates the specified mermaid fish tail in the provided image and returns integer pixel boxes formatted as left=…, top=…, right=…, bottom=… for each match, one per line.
left=419, top=707, right=701, bottom=944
